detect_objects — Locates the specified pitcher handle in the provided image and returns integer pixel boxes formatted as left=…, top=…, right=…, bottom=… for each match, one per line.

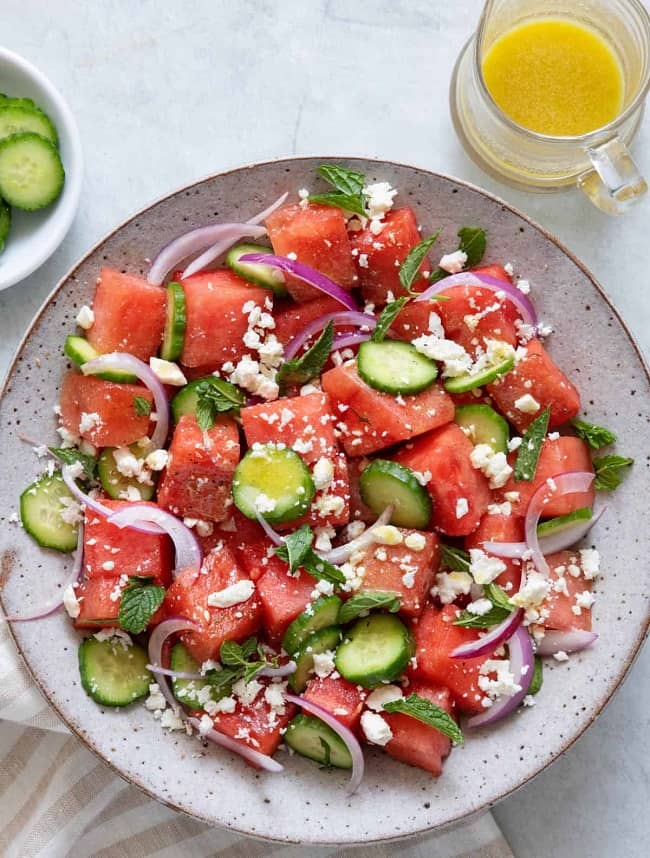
left=577, top=137, right=648, bottom=215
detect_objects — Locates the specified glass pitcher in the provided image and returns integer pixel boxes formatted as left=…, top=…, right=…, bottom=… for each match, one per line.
left=450, top=0, right=650, bottom=214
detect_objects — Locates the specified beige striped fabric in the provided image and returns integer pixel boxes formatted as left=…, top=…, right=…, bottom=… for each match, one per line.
left=0, top=624, right=513, bottom=858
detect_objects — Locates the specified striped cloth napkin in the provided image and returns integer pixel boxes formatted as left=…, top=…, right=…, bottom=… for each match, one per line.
left=0, top=624, right=513, bottom=858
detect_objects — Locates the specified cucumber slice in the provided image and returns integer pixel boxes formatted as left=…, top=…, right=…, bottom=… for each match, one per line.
left=357, top=340, right=438, bottom=395
left=0, top=105, right=58, bottom=147
left=335, top=613, right=413, bottom=688
left=226, top=243, right=288, bottom=296
left=282, top=596, right=343, bottom=657
left=537, top=507, right=592, bottom=537
left=289, top=626, right=342, bottom=693
left=20, top=471, right=79, bottom=552
left=170, top=642, right=226, bottom=709
left=97, top=447, right=155, bottom=501
left=0, top=197, right=11, bottom=253
left=0, top=132, right=64, bottom=210
left=359, top=459, right=432, bottom=529
left=232, top=443, right=315, bottom=525
left=454, top=404, right=510, bottom=453
left=160, top=281, right=186, bottom=361
left=284, top=713, right=352, bottom=768
left=444, top=351, right=514, bottom=394
left=64, top=335, right=138, bottom=383
left=78, top=636, right=152, bottom=707
left=170, top=376, right=243, bottom=423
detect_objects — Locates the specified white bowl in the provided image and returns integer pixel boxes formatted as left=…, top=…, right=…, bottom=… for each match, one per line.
left=0, top=48, right=83, bottom=290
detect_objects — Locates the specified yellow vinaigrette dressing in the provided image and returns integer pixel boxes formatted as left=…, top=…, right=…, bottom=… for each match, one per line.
left=482, top=18, right=625, bottom=136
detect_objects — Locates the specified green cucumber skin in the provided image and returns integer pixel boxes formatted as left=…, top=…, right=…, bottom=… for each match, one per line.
left=227, top=243, right=289, bottom=295
left=0, top=104, right=59, bottom=147
left=20, top=471, right=79, bottom=552
left=443, top=357, right=514, bottom=394
left=357, top=340, right=438, bottom=396
left=232, top=444, right=315, bottom=525
left=289, top=626, right=342, bottom=693
left=97, top=448, right=156, bottom=502
left=78, top=638, right=152, bottom=708
left=63, top=335, right=138, bottom=383
left=537, top=507, right=592, bottom=536
left=160, top=281, right=186, bottom=361
left=0, top=132, right=64, bottom=211
left=284, top=713, right=352, bottom=768
left=282, top=596, right=343, bottom=657
left=359, top=459, right=431, bottom=529
left=335, top=613, right=413, bottom=688
left=454, top=404, right=510, bottom=453
left=0, top=197, right=10, bottom=253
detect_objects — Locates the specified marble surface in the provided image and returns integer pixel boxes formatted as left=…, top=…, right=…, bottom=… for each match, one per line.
left=1, top=1, right=648, bottom=855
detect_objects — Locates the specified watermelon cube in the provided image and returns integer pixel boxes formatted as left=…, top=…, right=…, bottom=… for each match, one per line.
left=395, top=423, right=491, bottom=536
left=410, top=605, right=490, bottom=715
left=383, top=682, right=454, bottom=776
left=87, top=267, right=167, bottom=360
left=304, top=677, right=367, bottom=732
left=180, top=270, right=270, bottom=370
left=59, top=371, right=154, bottom=448
left=465, top=513, right=523, bottom=594
left=256, top=561, right=316, bottom=643
left=321, top=363, right=455, bottom=456
left=350, top=208, right=430, bottom=305
left=164, top=545, right=261, bottom=663
left=274, top=295, right=349, bottom=348
left=265, top=203, right=356, bottom=302
left=356, top=529, right=440, bottom=617
left=541, top=550, right=594, bottom=632
left=202, top=687, right=296, bottom=759
left=487, top=339, right=581, bottom=431
left=157, top=414, right=240, bottom=523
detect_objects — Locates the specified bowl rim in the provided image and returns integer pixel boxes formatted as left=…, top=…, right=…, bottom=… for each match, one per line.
left=0, top=47, right=83, bottom=291
left=1, top=154, right=648, bottom=844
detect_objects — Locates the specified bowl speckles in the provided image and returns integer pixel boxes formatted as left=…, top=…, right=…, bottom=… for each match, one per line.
left=0, top=157, right=648, bottom=846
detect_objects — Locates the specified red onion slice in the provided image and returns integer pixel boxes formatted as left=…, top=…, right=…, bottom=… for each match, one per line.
left=187, top=716, right=284, bottom=774
left=2, top=524, right=85, bottom=622
left=147, top=665, right=202, bottom=680
left=536, top=629, right=598, bottom=657
left=485, top=503, right=606, bottom=560
left=451, top=608, right=525, bottom=659
left=321, top=506, right=393, bottom=565
left=285, top=693, right=364, bottom=794
left=148, top=223, right=267, bottom=286
left=331, top=331, right=373, bottom=352
left=525, top=471, right=595, bottom=576
left=415, top=271, right=537, bottom=328
left=467, top=625, right=535, bottom=728
left=284, top=311, right=376, bottom=361
left=81, top=353, right=170, bottom=450
left=108, top=504, right=202, bottom=576
left=181, top=192, right=289, bottom=279
left=147, top=616, right=200, bottom=711
left=255, top=511, right=284, bottom=547
left=258, top=661, right=297, bottom=678
left=239, top=253, right=359, bottom=311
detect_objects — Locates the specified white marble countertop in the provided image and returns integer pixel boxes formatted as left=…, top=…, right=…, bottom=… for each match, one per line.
left=1, top=2, right=648, bottom=855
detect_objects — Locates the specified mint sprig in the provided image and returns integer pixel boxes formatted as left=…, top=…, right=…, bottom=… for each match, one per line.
left=593, top=455, right=633, bottom=490
left=277, top=322, right=334, bottom=391
left=338, top=591, right=401, bottom=624
left=399, top=231, right=441, bottom=294
left=514, top=407, right=551, bottom=482
left=133, top=395, right=152, bottom=417
left=440, top=544, right=471, bottom=573
left=195, top=379, right=245, bottom=431
left=309, top=165, right=367, bottom=217
left=571, top=418, right=616, bottom=450
left=118, top=576, right=165, bottom=634
left=275, top=524, right=346, bottom=586
left=49, top=446, right=97, bottom=481
left=370, top=297, right=409, bottom=343
left=383, top=693, right=464, bottom=744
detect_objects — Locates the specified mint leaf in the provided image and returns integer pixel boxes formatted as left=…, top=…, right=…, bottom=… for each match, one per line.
left=277, top=321, right=334, bottom=391
left=275, top=525, right=313, bottom=573
left=440, top=544, right=471, bottom=573
left=206, top=666, right=240, bottom=696
left=118, top=579, right=165, bottom=634
left=457, top=226, right=487, bottom=268
left=338, top=591, right=401, bottom=624
left=514, top=407, right=551, bottom=482
left=571, top=418, right=617, bottom=450
left=383, top=693, right=464, bottom=745
left=483, top=582, right=513, bottom=611
left=317, top=164, right=365, bottom=196
left=195, top=379, right=245, bottom=431
left=318, top=736, right=333, bottom=769
left=219, top=640, right=246, bottom=667
left=398, top=231, right=441, bottom=294
left=453, top=605, right=510, bottom=628
left=593, top=455, right=633, bottom=490
left=49, top=446, right=97, bottom=481
left=301, top=551, right=346, bottom=586
left=528, top=655, right=543, bottom=695
left=133, top=395, right=152, bottom=417
left=370, top=297, right=409, bottom=343
left=240, top=636, right=259, bottom=660
left=309, top=192, right=366, bottom=218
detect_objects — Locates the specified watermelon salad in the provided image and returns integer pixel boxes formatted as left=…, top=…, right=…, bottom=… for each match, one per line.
left=9, top=164, right=634, bottom=790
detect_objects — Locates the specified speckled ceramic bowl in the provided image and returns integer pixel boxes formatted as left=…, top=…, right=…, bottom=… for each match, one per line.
left=0, top=158, right=648, bottom=846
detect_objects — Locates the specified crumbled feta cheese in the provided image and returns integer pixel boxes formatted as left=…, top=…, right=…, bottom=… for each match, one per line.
left=101, top=561, right=115, bottom=572
left=413, top=334, right=473, bottom=378
left=119, top=485, right=142, bottom=502
left=466, top=598, right=493, bottom=616
left=207, top=579, right=255, bottom=608
left=75, top=305, right=95, bottom=330
left=514, top=394, right=540, bottom=414
left=365, top=684, right=403, bottom=711
left=93, top=628, right=132, bottom=647
left=160, top=707, right=185, bottom=730
left=469, top=549, right=507, bottom=586
left=312, top=457, right=334, bottom=491
left=508, top=437, right=523, bottom=452
left=373, top=525, right=403, bottom=546
left=469, top=443, right=513, bottom=489
left=404, top=532, right=426, bottom=552
left=358, top=253, right=369, bottom=269
left=579, top=548, right=600, bottom=580
left=149, top=357, right=187, bottom=386
left=253, top=493, right=276, bottom=514
left=553, top=650, right=569, bottom=662
left=504, top=490, right=520, bottom=502
left=145, top=449, right=169, bottom=471
left=504, top=262, right=514, bottom=277
left=439, top=250, right=468, bottom=274
left=198, top=713, right=214, bottom=735
left=574, top=590, right=596, bottom=612
left=62, top=583, right=81, bottom=618
left=363, top=181, right=397, bottom=221
left=312, top=650, right=336, bottom=678
left=478, top=659, right=522, bottom=700
left=511, top=571, right=551, bottom=611
left=360, top=711, right=393, bottom=746
left=79, top=412, right=102, bottom=434
left=264, top=682, right=287, bottom=713
left=232, top=677, right=263, bottom=706
left=516, top=279, right=531, bottom=295
left=208, top=696, right=237, bottom=715
left=456, top=497, right=469, bottom=519
left=145, top=683, right=167, bottom=711
left=298, top=188, right=310, bottom=208
left=431, top=571, right=473, bottom=604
